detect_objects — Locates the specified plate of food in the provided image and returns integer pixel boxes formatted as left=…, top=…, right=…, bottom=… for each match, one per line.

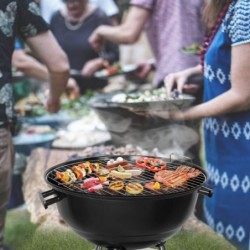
left=52, top=130, right=111, bottom=149
left=181, top=43, right=202, bottom=56
left=94, top=63, right=138, bottom=79
left=107, top=88, right=195, bottom=112
left=14, top=93, right=45, bottom=117
left=13, top=131, right=56, bottom=155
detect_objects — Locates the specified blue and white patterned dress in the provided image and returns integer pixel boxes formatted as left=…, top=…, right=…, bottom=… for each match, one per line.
left=203, top=1, right=250, bottom=249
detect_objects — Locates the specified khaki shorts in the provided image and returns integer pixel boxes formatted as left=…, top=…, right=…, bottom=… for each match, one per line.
left=0, top=127, right=14, bottom=248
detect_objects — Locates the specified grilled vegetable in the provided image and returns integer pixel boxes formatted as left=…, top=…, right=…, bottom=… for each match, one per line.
left=126, top=182, right=144, bottom=194
left=145, top=182, right=161, bottom=191
left=125, top=169, right=142, bottom=176
left=110, top=170, right=132, bottom=179
left=79, top=162, right=92, bottom=174
left=91, top=162, right=100, bottom=173
left=135, top=157, right=148, bottom=169
left=55, top=169, right=77, bottom=183
left=98, top=167, right=110, bottom=176
left=109, top=180, right=124, bottom=191
left=117, top=165, right=125, bottom=172
left=99, top=176, right=108, bottom=182
left=72, top=165, right=86, bottom=180
left=145, top=158, right=167, bottom=172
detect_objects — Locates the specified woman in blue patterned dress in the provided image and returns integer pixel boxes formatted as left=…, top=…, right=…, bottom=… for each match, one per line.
left=163, top=0, right=250, bottom=249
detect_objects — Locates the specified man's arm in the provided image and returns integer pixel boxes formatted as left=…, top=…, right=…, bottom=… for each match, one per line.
left=12, top=49, right=49, bottom=81
left=89, top=6, right=150, bottom=50
left=26, top=30, right=70, bottom=113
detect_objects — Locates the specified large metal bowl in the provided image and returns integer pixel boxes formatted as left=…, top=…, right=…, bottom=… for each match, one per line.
left=88, top=94, right=198, bottom=154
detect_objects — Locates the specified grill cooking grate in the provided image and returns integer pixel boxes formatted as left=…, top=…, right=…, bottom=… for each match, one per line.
left=46, top=156, right=206, bottom=197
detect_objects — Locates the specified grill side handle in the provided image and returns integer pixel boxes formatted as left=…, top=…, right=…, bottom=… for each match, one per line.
left=39, top=189, right=65, bottom=209
left=198, top=186, right=213, bottom=197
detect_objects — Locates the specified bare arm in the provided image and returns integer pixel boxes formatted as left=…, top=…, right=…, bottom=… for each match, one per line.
left=26, top=30, right=70, bottom=112
left=12, top=49, right=49, bottom=81
left=164, top=65, right=202, bottom=95
left=12, top=46, right=80, bottom=98
left=175, top=43, right=250, bottom=120
left=89, top=6, right=150, bottom=50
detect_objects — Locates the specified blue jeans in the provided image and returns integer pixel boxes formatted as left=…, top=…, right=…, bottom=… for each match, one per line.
left=0, top=128, right=14, bottom=249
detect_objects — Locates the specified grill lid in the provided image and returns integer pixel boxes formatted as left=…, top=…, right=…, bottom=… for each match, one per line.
left=45, top=155, right=207, bottom=198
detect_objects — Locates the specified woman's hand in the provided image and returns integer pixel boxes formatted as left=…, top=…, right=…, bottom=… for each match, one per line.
left=133, top=61, right=153, bottom=79
left=164, top=65, right=202, bottom=96
left=164, top=71, right=191, bottom=96
left=81, top=58, right=104, bottom=77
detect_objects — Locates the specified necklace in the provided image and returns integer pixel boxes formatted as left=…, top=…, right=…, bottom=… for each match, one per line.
left=200, top=1, right=232, bottom=71
left=64, top=19, right=83, bottom=31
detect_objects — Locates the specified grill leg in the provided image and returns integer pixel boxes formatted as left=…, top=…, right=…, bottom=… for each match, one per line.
left=95, top=246, right=102, bottom=250
left=156, top=242, right=166, bottom=250
left=94, top=247, right=124, bottom=250
left=107, top=248, right=124, bottom=250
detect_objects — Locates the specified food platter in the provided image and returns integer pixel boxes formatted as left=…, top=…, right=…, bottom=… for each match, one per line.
left=106, top=88, right=195, bottom=112
left=13, top=133, right=56, bottom=146
left=13, top=133, right=56, bottom=155
left=52, top=111, right=111, bottom=149
left=20, top=112, right=72, bottom=129
left=52, top=130, right=111, bottom=149
left=180, top=43, right=202, bottom=56
left=94, top=64, right=138, bottom=79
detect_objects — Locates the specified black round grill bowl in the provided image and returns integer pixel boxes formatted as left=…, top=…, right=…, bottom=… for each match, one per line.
left=40, top=155, right=212, bottom=250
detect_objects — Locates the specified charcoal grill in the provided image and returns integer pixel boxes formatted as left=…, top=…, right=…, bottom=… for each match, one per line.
left=40, top=155, right=212, bottom=250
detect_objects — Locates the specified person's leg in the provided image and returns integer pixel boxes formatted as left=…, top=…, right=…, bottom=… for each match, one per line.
left=0, top=128, right=14, bottom=249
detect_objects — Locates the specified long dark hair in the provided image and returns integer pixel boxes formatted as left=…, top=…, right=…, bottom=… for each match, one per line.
left=204, top=0, right=233, bottom=29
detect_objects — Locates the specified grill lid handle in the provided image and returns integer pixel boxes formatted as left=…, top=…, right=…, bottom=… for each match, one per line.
left=39, top=189, right=65, bottom=209
left=198, top=186, right=213, bottom=197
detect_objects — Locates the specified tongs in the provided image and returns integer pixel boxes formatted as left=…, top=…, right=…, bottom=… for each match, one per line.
left=70, top=69, right=82, bottom=77
left=170, top=89, right=180, bottom=99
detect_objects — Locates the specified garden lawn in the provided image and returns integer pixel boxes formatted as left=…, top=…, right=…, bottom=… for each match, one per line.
left=4, top=208, right=235, bottom=250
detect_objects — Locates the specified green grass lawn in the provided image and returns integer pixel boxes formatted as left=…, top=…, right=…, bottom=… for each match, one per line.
left=4, top=208, right=236, bottom=250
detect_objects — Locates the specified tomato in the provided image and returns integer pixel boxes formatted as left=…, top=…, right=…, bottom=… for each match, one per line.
left=135, top=157, right=148, bottom=168
left=107, top=65, right=120, bottom=75
left=145, top=158, right=167, bottom=172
